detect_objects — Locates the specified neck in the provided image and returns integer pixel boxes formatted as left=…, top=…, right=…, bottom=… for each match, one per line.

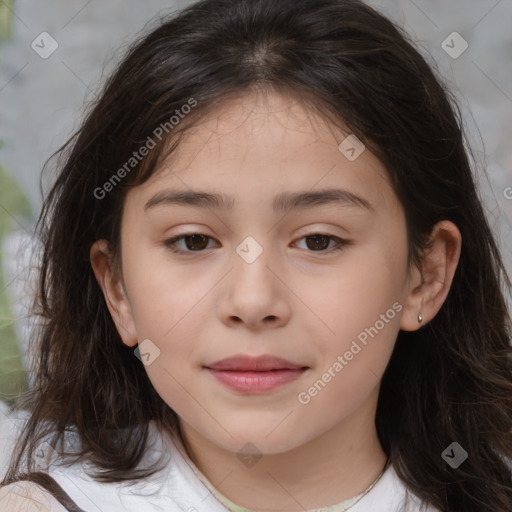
left=177, top=393, right=388, bottom=512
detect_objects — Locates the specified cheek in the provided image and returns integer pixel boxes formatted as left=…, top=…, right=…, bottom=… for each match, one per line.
left=124, top=244, right=206, bottom=336
left=304, top=240, right=406, bottom=400
left=320, top=242, right=407, bottom=335
left=299, top=270, right=401, bottom=422
left=123, top=252, right=212, bottom=415
left=121, top=248, right=215, bottom=402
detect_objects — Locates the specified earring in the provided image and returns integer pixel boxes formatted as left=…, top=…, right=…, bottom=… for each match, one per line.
left=418, top=313, right=423, bottom=323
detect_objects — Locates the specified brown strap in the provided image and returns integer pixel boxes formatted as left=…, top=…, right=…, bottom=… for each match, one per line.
left=6, top=472, right=86, bottom=512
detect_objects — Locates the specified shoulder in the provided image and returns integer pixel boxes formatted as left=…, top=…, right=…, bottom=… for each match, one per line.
left=0, top=481, right=67, bottom=512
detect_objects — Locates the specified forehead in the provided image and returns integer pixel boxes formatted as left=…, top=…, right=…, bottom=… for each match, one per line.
left=125, top=89, right=396, bottom=215
left=168, top=90, right=348, bottom=164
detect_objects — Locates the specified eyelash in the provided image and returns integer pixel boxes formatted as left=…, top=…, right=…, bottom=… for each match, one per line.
left=163, top=233, right=349, bottom=255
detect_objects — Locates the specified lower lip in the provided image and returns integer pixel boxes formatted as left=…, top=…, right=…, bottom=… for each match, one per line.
left=206, top=368, right=306, bottom=393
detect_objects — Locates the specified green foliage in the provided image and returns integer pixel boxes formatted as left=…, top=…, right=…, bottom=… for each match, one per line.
left=0, top=161, right=31, bottom=403
left=0, top=0, right=14, bottom=41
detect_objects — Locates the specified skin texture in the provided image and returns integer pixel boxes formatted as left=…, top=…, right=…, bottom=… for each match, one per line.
left=91, top=90, right=461, bottom=511
left=0, top=482, right=66, bottom=512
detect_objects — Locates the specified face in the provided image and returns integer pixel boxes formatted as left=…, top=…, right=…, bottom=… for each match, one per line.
left=101, top=90, right=416, bottom=456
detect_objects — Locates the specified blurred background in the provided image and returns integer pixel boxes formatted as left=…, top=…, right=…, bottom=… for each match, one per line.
left=0, top=0, right=510, bottom=408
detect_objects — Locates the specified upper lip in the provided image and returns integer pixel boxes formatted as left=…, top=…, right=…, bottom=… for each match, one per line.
left=205, top=355, right=306, bottom=371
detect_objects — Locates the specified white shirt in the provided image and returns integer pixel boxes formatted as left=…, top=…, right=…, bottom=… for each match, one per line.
left=0, top=410, right=438, bottom=512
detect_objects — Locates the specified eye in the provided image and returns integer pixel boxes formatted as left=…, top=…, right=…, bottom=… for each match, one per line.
left=164, top=233, right=218, bottom=253
left=293, top=233, right=348, bottom=253
left=164, top=232, right=348, bottom=254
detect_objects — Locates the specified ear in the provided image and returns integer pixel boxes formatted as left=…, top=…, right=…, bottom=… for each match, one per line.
left=90, top=239, right=138, bottom=347
left=400, top=220, right=461, bottom=331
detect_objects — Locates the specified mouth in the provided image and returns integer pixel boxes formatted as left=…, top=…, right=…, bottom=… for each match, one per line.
left=204, top=355, right=309, bottom=393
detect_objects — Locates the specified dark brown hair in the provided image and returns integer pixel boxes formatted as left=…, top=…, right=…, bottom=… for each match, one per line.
left=3, top=0, right=512, bottom=510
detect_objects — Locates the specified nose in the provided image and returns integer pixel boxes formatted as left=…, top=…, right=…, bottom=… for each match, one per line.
left=217, top=243, right=291, bottom=331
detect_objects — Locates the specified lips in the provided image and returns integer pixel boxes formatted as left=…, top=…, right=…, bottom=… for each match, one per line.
left=204, top=355, right=308, bottom=393
left=205, top=355, right=305, bottom=372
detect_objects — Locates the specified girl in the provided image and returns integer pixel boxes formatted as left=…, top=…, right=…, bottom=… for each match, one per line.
left=1, top=0, right=511, bottom=510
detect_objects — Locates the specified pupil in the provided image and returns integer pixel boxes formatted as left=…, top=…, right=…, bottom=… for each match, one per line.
left=186, top=234, right=208, bottom=250
left=306, top=235, right=329, bottom=251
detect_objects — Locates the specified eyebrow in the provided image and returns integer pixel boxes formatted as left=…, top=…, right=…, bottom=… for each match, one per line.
left=144, top=188, right=374, bottom=213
